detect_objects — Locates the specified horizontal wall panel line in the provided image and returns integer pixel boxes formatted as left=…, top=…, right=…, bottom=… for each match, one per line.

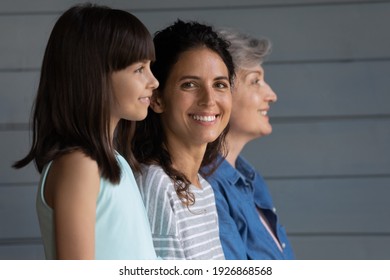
left=3, top=115, right=390, bottom=131
left=4, top=174, right=389, bottom=184
left=272, top=114, right=390, bottom=124
left=0, top=123, right=30, bottom=131
left=8, top=176, right=389, bottom=185
left=8, top=176, right=389, bottom=187
left=0, top=0, right=387, bottom=16
left=0, top=182, right=38, bottom=187
left=0, top=238, right=42, bottom=246
left=2, top=57, right=390, bottom=72
left=0, top=68, right=39, bottom=73
left=0, top=11, right=60, bottom=16
left=265, top=173, right=390, bottom=181
left=267, top=56, right=390, bottom=65
left=289, top=232, right=390, bottom=237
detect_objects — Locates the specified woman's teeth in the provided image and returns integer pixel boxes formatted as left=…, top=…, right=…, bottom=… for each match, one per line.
left=260, top=110, right=268, bottom=116
left=192, top=115, right=216, bottom=122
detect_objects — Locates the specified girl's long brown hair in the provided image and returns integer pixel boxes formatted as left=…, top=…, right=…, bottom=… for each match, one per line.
left=13, top=4, right=155, bottom=184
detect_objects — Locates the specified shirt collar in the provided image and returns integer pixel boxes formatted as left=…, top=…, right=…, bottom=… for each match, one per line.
left=235, top=155, right=257, bottom=182
left=214, top=154, right=256, bottom=187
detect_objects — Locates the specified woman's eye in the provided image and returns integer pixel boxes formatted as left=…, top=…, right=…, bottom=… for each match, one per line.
left=181, top=82, right=195, bottom=89
left=253, top=79, right=264, bottom=86
left=215, top=82, right=229, bottom=89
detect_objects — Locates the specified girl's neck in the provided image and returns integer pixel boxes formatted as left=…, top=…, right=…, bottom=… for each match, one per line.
left=110, top=118, right=119, bottom=144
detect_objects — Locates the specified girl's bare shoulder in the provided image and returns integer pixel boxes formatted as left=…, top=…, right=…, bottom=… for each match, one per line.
left=45, top=150, right=100, bottom=207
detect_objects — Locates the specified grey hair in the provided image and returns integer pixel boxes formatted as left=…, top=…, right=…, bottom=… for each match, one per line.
left=217, top=28, right=271, bottom=70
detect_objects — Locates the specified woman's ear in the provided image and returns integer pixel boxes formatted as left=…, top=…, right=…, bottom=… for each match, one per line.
left=150, top=89, right=164, bottom=113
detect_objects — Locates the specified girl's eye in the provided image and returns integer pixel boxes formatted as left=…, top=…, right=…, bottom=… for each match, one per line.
left=135, top=66, right=144, bottom=73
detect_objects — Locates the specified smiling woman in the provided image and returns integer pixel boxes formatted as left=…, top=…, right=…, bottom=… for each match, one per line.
left=203, top=28, right=295, bottom=260
left=132, top=20, right=235, bottom=260
left=154, top=47, right=231, bottom=147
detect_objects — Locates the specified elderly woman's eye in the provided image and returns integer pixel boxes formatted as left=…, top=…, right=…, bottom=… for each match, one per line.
left=253, top=79, right=264, bottom=87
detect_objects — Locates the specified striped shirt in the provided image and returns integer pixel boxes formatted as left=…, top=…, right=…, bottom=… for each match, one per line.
left=136, top=164, right=225, bottom=260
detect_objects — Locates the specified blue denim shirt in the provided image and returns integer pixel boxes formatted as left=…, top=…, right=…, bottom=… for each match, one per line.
left=204, top=155, right=295, bottom=260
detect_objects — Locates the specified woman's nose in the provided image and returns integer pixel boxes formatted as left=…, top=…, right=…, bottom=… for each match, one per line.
left=265, top=82, right=277, bottom=103
left=198, top=87, right=216, bottom=106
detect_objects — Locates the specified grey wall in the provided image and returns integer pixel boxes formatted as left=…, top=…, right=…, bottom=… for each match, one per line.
left=1, top=0, right=389, bottom=260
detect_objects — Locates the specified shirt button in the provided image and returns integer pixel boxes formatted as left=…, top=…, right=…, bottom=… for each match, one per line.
left=272, top=207, right=277, bottom=213
left=282, top=243, right=286, bottom=249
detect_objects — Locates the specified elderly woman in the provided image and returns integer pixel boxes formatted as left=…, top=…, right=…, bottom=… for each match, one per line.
left=204, top=29, right=295, bottom=259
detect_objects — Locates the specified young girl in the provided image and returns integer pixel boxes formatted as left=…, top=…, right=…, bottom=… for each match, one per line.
left=132, top=20, right=235, bottom=259
left=13, top=4, right=159, bottom=260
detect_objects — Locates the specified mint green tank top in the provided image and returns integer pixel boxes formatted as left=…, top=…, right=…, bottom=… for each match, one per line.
left=36, top=153, right=157, bottom=259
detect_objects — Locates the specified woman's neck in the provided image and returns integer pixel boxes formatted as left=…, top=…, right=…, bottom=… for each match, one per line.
left=166, top=141, right=206, bottom=189
left=225, top=133, right=248, bottom=168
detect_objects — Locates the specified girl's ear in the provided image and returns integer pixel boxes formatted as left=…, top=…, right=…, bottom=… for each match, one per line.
left=150, top=89, right=164, bottom=113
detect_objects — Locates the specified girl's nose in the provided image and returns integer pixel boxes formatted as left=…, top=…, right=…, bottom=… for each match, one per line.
left=149, top=74, right=159, bottom=90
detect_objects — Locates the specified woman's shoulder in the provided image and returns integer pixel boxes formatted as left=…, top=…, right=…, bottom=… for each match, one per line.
left=135, top=164, right=170, bottom=186
left=138, top=164, right=169, bottom=180
left=136, top=164, right=174, bottom=194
